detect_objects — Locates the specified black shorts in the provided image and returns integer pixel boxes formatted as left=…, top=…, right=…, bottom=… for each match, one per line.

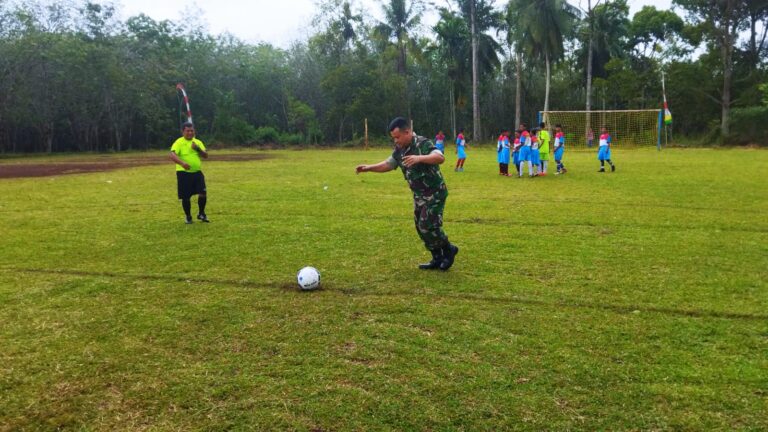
left=177, top=171, right=207, bottom=199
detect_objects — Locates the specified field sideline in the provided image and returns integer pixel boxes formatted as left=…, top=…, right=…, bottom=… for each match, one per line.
left=1, top=147, right=766, bottom=430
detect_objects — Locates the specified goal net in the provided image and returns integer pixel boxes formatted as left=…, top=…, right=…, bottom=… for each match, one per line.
left=539, top=110, right=662, bottom=150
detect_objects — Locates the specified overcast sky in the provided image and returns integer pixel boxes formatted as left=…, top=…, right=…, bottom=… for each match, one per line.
left=116, top=0, right=674, bottom=48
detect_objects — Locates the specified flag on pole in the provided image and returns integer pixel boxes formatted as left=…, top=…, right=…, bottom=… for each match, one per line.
left=663, top=101, right=672, bottom=125
left=661, top=71, right=672, bottom=125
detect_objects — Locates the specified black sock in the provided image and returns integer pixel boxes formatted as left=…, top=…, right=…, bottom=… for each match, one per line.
left=198, top=196, right=207, bottom=215
left=600, top=160, right=605, bottom=168
left=608, top=159, right=613, bottom=166
left=181, top=199, right=192, bottom=218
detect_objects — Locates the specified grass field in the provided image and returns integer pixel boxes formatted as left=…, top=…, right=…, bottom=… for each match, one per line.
left=1, top=146, right=767, bottom=431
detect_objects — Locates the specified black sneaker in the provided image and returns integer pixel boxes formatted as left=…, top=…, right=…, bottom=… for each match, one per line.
left=185, top=215, right=193, bottom=224
left=611, top=164, right=616, bottom=172
left=439, top=244, right=459, bottom=271
left=598, top=168, right=605, bottom=172
left=197, top=214, right=210, bottom=223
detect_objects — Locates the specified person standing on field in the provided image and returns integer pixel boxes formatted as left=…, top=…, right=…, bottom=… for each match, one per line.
left=538, top=122, right=550, bottom=175
left=355, top=117, right=459, bottom=271
left=169, top=122, right=210, bottom=224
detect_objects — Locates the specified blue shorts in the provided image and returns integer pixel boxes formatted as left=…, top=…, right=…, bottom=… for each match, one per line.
left=598, top=146, right=611, bottom=161
left=497, top=148, right=510, bottom=164
left=554, top=147, right=564, bottom=161
left=457, top=147, right=467, bottom=159
left=530, top=149, right=540, bottom=165
left=513, top=151, right=520, bottom=166
left=519, top=146, right=531, bottom=162
left=436, top=143, right=444, bottom=152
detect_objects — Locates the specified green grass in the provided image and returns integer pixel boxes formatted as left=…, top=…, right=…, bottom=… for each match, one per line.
left=1, top=147, right=766, bottom=431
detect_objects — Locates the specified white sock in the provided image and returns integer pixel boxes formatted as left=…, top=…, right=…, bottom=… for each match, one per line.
left=542, top=161, right=548, bottom=173
left=528, top=162, right=533, bottom=176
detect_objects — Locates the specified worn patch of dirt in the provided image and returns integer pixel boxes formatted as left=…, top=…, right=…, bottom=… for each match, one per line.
left=0, top=153, right=271, bottom=179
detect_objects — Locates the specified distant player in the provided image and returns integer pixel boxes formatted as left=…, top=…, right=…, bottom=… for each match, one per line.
left=455, top=129, right=467, bottom=172
left=530, top=129, right=541, bottom=177
left=587, top=127, right=594, bottom=148
left=169, top=122, right=210, bottom=224
left=435, top=130, right=445, bottom=153
left=538, top=122, right=550, bottom=176
left=518, top=123, right=532, bottom=177
left=553, top=124, right=567, bottom=174
left=512, top=130, right=522, bottom=176
left=597, top=126, right=616, bottom=172
left=497, top=129, right=511, bottom=176
left=355, top=117, right=459, bottom=271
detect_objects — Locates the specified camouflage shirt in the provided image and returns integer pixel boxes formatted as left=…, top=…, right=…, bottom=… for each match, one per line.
left=386, top=134, right=447, bottom=196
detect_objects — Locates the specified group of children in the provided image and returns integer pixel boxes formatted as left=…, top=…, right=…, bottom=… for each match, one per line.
left=494, top=122, right=566, bottom=177
left=435, top=123, right=616, bottom=177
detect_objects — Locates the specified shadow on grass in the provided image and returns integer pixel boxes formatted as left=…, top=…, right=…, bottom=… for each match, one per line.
left=6, top=266, right=766, bottom=322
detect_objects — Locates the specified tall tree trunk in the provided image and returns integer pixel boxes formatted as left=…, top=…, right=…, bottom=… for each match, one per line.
left=471, top=0, right=480, bottom=141
left=720, top=0, right=735, bottom=137
left=586, top=0, right=593, bottom=113
left=400, top=43, right=410, bottom=118
left=721, top=33, right=733, bottom=137
left=450, top=83, right=456, bottom=139
left=585, top=0, right=594, bottom=140
left=544, top=51, right=551, bottom=113
left=515, top=50, right=522, bottom=128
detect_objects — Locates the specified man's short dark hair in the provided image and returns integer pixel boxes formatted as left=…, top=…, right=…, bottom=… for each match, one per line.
left=540, top=122, right=546, bottom=128
left=388, top=117, right=409, bottom=132
left=182, top=122, right=195, bottom=130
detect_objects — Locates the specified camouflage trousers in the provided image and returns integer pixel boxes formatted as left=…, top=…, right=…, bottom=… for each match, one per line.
left=413, top=189, right=450, bottom=251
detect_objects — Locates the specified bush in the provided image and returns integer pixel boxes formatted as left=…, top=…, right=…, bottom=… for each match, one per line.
left=253, top=127, right=280, bottom=144
left=215, top=117, right=257, bottom=145
left=728, top=106, right=768, bottom=145
left=279, top=133, right=304, bottom=145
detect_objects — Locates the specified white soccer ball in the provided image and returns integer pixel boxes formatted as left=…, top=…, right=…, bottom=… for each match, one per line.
left=297, top=266, right=321, bottom=290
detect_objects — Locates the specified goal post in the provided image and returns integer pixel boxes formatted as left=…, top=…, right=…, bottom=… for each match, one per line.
left=538, top=109, right=664, bottom=150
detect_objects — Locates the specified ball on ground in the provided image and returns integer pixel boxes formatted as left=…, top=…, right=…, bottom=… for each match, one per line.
left=297, top=266, right=321, bottom=290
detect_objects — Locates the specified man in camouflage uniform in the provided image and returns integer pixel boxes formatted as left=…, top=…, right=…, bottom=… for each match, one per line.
left=355, top=117, right=459, bottom=271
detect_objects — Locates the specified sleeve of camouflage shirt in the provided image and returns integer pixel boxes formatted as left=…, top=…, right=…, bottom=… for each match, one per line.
left=420, top=137, right=439, bottom=155
left=385, top=149, right=399, bottom=170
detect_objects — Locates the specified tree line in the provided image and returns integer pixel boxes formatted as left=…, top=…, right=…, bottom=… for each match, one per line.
left=0, top=0, right=765, bottom=153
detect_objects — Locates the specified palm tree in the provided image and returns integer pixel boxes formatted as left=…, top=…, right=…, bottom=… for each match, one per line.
left=456, top=0, right=501, bottom=141
left=432, top=8, right=470, bottom=137
left=514, top=0, right=579, bottom=112
left=505, top=0, right=531, bottom=127
left=374, top=0, right=423, bottom=116
left=433, top=6, right=502, bottom=138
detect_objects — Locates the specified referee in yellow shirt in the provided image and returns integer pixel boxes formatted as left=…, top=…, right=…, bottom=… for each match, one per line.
left=169, top=123, right=210, bottom=224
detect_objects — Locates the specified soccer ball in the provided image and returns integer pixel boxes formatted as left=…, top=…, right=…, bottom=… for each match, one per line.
left=297, top=266, right=321, bottom=290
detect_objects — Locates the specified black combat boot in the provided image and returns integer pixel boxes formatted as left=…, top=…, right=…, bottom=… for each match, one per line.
left=439, top=244, right=459, bottom=271
left=418, top=249, right=443, bottom=270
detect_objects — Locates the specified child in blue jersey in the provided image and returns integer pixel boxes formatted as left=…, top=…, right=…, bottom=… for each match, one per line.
left=553, top=124, right=567, bottom=174
left=530, top=129, right=541, bottom=177
left=597, top=126, right=616, bottom=172
left=512, top=131, right=522, bottom=176
left=517, top=123, right=532, bottom=177
left=435, top=130, right=446, bottom=153
left=455, top=129, right=467, bottom=172
left=497, top=130, right=511, bottom=176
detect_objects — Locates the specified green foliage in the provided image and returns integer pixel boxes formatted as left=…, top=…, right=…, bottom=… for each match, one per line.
left=278, top=132, right=305, bottom=145
left=728, top=106, right=768, bottom=145
left=252, top=126, right=280, bottom=144
left=761, top=83, right=768, bottom=106
left=0, top=0, right=763, bottom=152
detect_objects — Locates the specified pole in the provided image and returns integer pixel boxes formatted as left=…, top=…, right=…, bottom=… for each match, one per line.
left=364, top=118, right=369, bottom=150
